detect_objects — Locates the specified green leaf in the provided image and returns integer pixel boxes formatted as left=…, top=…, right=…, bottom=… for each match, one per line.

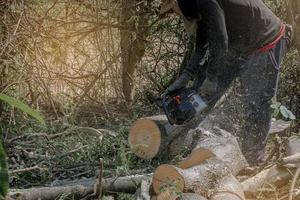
left=280, top=105, right=290, bottom=119
left=279, top=105, right=296, bottom=120
left=0, top=93, right=45, bottom=125
left=287, top=110, right=296, bottom=120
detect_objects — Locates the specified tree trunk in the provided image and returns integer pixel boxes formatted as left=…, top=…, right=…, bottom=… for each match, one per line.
left=120, top=0, right=150, bottom=105
left=287, top=0, right=300, bottom=52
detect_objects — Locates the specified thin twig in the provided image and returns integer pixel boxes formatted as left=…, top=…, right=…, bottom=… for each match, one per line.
left=289, top=166, right=300, bottom=200
left=9, top=165, right=43, bottom=174
left=96, top=158, right=104, bottom=200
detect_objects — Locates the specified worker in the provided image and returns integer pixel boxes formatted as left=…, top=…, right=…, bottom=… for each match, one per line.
left=160, top=0, right=293, bottom=165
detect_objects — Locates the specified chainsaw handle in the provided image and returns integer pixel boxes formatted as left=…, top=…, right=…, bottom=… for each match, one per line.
left=162, top=94, right=175, bottom=125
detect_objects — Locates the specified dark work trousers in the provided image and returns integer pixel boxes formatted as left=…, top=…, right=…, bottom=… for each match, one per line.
left=216, top=37, right=288, bottom=164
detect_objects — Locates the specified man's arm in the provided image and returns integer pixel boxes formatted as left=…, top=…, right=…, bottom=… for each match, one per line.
left=182, top=20, right=209, bottom=78
left=165, top=0, right=228, bottom=94
left=165, top=20, right=208, bottom=94
left=197, top=0, right=228, bottom=80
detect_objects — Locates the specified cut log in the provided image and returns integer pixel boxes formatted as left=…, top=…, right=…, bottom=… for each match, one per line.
left=152, top=157, right=231, bottom=196
left=151, top=120, right=295, bottom=199
left=128, top=116, right=176, bottom=159
left=129, top=115, right=291, bottom=161
left=128, top=113, right=209, bottom=160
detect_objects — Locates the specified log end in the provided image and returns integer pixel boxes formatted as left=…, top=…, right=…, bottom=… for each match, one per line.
left=129, top=119, right=162, bottom=159
left=152, top=164, right=184, bottom=195
left=156, top=192, right=208, bottom=200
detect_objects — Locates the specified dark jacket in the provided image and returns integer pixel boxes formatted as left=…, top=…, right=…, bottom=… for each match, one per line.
left=178, top=0, right=282, bottom=79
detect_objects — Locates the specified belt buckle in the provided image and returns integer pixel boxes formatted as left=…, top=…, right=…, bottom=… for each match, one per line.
left=285, top=24, right=294, bottom=42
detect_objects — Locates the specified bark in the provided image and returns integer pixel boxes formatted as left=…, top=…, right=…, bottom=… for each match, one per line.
left=211, top=175, right=245, bottom=200
left=191, top=127, right=248, bottom=176
left=135, top=179, right=151, bottom=200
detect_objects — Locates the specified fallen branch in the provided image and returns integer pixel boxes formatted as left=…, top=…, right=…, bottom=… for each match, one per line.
left=280, top=153, right=300, bottom=167
left=242, top=149, right=300, bottom=198
left=7, top=127, right=116, bottom=144
left=9, top=174, right=152, bottom=200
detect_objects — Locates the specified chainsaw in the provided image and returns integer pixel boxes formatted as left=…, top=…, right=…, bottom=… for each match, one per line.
left=156, top=88, right=208, bottom=125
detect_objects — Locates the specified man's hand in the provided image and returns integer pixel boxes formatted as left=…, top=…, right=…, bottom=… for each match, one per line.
left=166, top=73, right=191, bottom=94
left=199, top=77, right=218, bottom=97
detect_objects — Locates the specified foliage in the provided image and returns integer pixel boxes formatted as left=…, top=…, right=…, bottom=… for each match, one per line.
left=271, top=100, right=296, bottom=120
left=0, top=94, right=45, bottom=125
left=277, top=49, right=300, bottom=120
left=0, top=141, right=8, bottom=200
left=0, top=93, right=45, bottom=199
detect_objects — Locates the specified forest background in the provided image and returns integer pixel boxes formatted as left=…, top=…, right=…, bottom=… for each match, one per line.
left=0, top=0, right=299, bottom=199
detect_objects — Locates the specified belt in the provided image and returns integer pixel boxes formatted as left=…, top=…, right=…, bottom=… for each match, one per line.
left=258, top=24, right=286, bottom=52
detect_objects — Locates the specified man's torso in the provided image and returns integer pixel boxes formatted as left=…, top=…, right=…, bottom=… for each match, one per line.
left=178, top=0, right=281, bottom=53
